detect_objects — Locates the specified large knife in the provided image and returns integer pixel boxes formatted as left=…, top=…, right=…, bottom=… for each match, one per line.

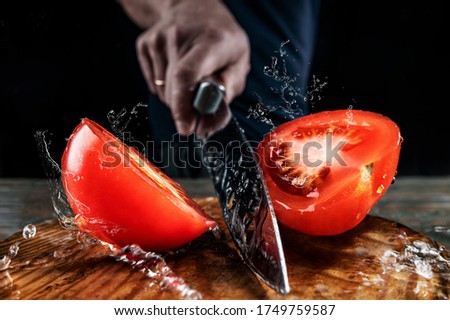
left=193, top=80, right=290, bottom=295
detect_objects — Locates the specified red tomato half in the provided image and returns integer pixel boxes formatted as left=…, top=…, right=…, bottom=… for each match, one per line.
left=61, top=118, right=216, bottom=252
left=257, top=109, right=402, bottom=236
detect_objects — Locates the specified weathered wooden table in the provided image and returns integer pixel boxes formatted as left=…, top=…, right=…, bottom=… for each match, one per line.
left=1, top=177, right=450, bottom=300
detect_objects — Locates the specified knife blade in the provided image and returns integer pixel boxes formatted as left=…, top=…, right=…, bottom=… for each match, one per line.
left=193, top=80, right=290, bottom=295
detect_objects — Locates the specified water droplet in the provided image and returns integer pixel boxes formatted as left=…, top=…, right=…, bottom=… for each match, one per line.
left=0, top=242, right=20, bottom=272
left=107, top=102, right=148, bottom=142
left=210, top=225, right=222, bottom=240
left=314, top=283, right=328, bottom=293
left=0, top=256, right=12, bottom=271
left=76, top=232, right=99, bottom=249
left=34, top=131, right=77, bottom=230
left=22, top=224, right=37, bottom=239
left=0, top=269, right=14, bottom=288
left=356, top=247, right=368, bottom=256
left=433, top=226, right=450, bottom=233
left=376, top=184, right=385, bottom=194
left=346, top=106, right=354, bottom=122
left=53, top=248, right=73, bottom=259
left=8, top=242, right=19, bottom=259
left=113, top=244, right=203, bottom=300
left=248, top=41, right=327, bottom=124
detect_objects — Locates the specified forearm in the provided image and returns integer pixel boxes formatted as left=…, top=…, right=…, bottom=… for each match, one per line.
left=116, top=0, right=179, bottom=29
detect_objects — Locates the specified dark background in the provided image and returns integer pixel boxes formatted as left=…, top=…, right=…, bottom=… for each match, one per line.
left=1, top=0, right=448, bottom=178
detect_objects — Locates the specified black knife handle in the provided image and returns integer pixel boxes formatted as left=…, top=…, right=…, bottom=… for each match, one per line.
left=193, top=80, right=226, bottom=115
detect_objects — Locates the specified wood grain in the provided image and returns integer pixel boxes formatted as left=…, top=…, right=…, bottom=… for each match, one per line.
left=1, top=197, right=449, bottom=300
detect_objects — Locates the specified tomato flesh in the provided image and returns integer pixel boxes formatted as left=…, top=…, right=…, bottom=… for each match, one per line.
left=257, top=109, right=402, bottom=236
left=61, top=118, right=216, bottom=252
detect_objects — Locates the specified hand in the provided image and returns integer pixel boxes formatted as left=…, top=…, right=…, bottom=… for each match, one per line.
left=133, top=0, right=250, bottom=136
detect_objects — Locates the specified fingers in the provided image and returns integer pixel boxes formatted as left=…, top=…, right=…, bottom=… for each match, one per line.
left=136, top=30, right=169, bottom=103
left=165, top=42, right=224, bottom=135
left=195, top=102, right=232, bottom=139
left=220, top=51, right=251, bottom=104
left=147, top=34, right=168, bottom=101
left=170, top=89, right=197, bottom=135
left=166, top=40, right=250, bottom=135
left=136, top=32, right=156, bottom=94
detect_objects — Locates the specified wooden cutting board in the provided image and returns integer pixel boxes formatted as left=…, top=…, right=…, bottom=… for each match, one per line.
left=1, top=197, right=449, bottom=300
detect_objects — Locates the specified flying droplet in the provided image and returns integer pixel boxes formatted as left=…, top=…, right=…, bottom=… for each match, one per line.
left=22, top=224, right=37, bottom=239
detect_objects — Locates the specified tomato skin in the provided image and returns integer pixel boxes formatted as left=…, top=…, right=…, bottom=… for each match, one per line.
left=257, top=110, right=402, bottom=236
left=62, top=118, right=216, bottom=252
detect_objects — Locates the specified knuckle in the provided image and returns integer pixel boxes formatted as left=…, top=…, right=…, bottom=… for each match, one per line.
left=166, top=24, right=180, bottom=40
left=235, top=80, right=246, bottom=96
left=147, top=32, right=160, bottom=48
left=201, top=27, right=224, bottom=43
left=172, top=66, right=197, bottom=85
left=136, top=29, right=161, bottom=49
left=171, top=108, right=184, bottom=121
left=135, top=33, right=146, bottom=51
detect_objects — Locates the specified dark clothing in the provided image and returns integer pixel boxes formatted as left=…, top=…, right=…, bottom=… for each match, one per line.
left=224, top=0, right=321, bottom=141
